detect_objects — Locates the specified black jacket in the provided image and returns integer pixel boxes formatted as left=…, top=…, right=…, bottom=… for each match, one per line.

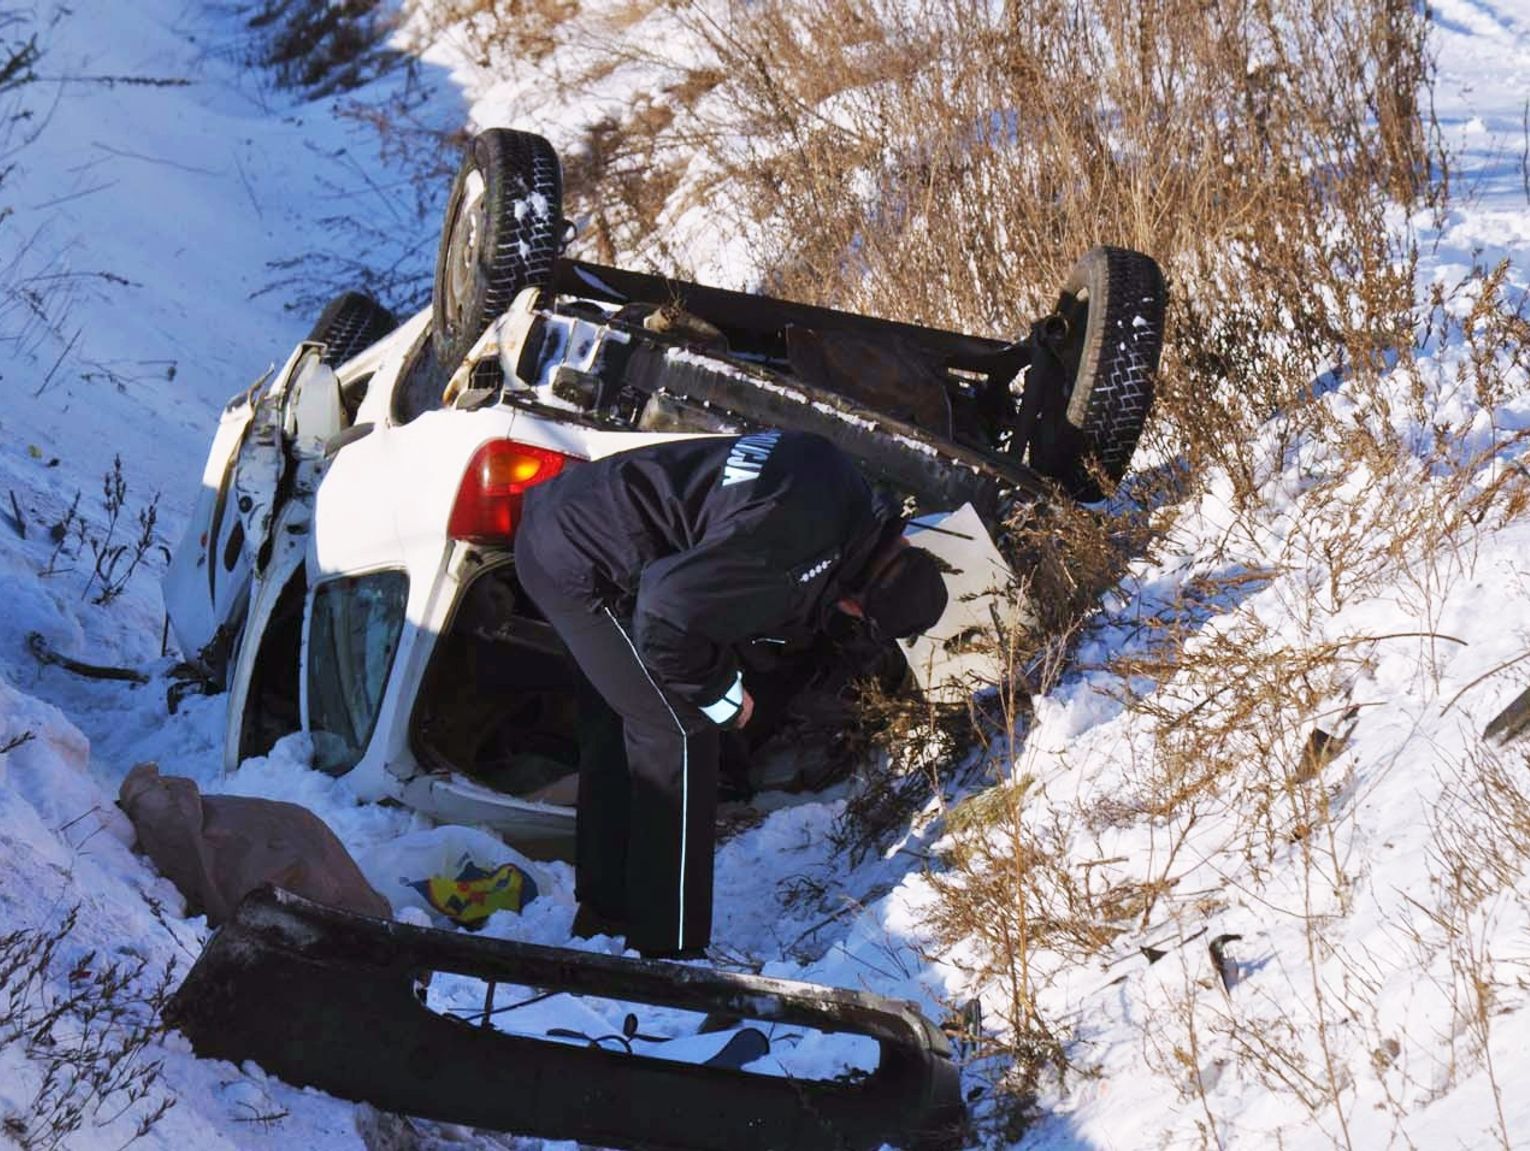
left=517, top=431, right=891, bottom=716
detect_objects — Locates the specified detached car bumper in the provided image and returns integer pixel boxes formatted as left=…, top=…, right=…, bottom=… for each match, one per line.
left=168, top=887, right=965, bottom=1151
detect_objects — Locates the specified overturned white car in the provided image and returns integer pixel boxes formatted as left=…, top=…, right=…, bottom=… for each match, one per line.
left=164, top=128, right=1165, bottom=858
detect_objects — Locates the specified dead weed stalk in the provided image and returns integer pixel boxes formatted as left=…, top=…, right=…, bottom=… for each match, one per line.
left=0, top=910, right=177, bottom=1150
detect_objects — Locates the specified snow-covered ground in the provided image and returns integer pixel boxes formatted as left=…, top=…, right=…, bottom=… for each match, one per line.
left=0, top=0, right=1527, bottom=1148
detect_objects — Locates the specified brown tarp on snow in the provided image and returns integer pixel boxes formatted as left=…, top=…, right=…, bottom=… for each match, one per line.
left=118, top=761, right=391, bottom=925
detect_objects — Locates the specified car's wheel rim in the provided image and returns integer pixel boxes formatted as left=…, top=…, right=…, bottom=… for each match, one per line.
left=445, top=169, right=487, bottom=333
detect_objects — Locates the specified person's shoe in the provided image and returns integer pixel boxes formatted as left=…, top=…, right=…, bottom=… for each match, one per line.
left=571, top=903, right=626, bottom=941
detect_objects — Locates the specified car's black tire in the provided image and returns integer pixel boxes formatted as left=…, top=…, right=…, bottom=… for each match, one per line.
left=1028, top=246, right=1166, bottom=500
left=431, top=129, right=563, bottom=373
left=306, top=291, right=397, bottom=367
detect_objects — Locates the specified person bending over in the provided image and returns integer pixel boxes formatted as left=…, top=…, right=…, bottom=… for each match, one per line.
left=514, top=430, right=948, bottom=958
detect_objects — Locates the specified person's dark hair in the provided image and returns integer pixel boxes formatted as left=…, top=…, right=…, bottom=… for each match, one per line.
left=861, top=544, right=948, bottom=639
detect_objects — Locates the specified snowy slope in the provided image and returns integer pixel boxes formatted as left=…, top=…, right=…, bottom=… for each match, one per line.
left=0, top=1, right=1527, bottom=1149
left=0, top=3, right=451, bottom=1146
left=939, top=5, right=1530, bottom=1147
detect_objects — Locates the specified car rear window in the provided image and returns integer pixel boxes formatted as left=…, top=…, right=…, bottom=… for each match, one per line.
left=308, top=570, right=408, bottom=775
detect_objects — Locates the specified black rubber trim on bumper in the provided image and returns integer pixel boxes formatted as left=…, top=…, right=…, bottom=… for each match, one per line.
left=167, top=887, right=965, bottom=1151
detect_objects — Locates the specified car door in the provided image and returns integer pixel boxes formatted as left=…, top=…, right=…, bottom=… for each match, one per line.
left=219, top=344, right=346, bottom=771
left=164, top=342, right=348, bottom=671
left=162, top=374, right=267, bottom=680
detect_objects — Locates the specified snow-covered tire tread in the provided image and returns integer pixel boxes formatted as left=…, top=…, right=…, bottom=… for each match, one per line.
left=431, top=129, right=563, bottom=373
left=1045, top=246, right=1166, bottom=499
left=307, top=291, right=397, bottom=368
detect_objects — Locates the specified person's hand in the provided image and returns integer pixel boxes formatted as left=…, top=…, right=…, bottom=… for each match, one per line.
left=734, top=687, right=754, bottom=729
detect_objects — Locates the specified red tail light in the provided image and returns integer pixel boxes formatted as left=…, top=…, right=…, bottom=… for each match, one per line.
left=448, top=440, right=574, bottom=543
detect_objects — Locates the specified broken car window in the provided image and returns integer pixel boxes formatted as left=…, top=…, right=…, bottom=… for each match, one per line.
left=309, top=570, right=408, bottom=774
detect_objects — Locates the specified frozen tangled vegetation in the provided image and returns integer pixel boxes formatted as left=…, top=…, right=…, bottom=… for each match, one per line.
left=1, top=0, right=1528, bottom=1147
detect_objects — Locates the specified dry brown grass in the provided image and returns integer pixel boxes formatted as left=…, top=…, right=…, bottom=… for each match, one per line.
left=632, top=5, right=1505, bottom=1131
left=408, top=0, right=581, bottom=66
left=638, top=0, right=1444, bottom=537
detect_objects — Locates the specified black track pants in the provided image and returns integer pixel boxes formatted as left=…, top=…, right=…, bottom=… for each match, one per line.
left=515, top=540, right=719, bottom=955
